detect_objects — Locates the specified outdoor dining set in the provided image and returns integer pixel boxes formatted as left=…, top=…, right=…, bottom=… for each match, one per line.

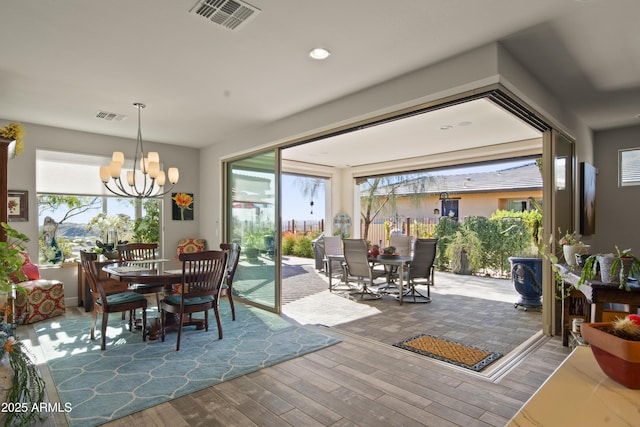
left=319, top=236, right=438, bottom=305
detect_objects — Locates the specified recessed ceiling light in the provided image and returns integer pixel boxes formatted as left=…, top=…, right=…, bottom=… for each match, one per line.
left=309, top=48, right=331, bottom=60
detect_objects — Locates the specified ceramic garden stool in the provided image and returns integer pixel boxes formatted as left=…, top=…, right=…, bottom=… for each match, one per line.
left=15, top=279, right=66, bottom=324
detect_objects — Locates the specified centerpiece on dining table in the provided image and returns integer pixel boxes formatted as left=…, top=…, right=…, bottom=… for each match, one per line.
left=377, top=246, right=400, bottom=259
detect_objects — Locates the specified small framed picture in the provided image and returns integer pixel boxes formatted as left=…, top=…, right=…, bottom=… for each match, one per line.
left=172, top=192, right=194, bottom=221
left=8, top=190, right=28, bottom=221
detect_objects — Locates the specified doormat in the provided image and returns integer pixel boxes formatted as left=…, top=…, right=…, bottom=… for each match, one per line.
left=393, top=334, right=502, bottom=372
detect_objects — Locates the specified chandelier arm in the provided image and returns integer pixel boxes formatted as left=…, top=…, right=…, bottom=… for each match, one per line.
left=103, top=181, right=133, bottom=198
left=148, top=183, right=177, bottom=198
left=100, top=103, right=179, bottom=199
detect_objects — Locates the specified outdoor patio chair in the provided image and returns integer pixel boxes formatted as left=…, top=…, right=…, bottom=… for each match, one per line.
left=383, top=234, right=413, bottom=291
left=322, top=236, right=344, bottom=283
left=342, top=239, right=385, bottom=299
left=401, top=238, right=438, bottom=303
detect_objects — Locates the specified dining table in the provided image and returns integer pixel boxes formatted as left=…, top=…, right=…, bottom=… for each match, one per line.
left=326, top=254, right=413, bottom=305
left=102, top=259, right=192, bottom=339
left=102, top=259, right=184, bottom=286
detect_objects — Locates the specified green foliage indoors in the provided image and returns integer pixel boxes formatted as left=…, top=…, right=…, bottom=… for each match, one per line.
left=0, top=222, right=30, bottom=294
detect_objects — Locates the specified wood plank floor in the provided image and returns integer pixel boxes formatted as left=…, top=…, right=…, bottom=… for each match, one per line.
left=95, top=331, right=569, bottom=427
left=27, top=258, right=572, bottom=427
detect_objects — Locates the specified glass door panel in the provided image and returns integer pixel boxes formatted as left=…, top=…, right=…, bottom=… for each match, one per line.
left=225, top=150, right=279, bottom=312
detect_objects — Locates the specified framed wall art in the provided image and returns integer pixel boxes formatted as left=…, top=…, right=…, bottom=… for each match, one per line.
left=8, top=190, right=28, bottom=221
left=172, top=192, right=194, bottom=221
left=580, top=162, right=596, bottom=235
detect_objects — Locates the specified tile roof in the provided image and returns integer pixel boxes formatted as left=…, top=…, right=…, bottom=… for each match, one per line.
left=393, top=161, right=542, bottom=196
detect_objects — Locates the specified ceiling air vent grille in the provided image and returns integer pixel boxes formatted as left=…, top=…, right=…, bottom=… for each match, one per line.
left=190, top=0, right=260, bottom=31
left=95, top=111, right=127, bottom=122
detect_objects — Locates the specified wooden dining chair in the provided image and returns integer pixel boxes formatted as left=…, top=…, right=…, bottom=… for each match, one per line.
left=80, top=250, right=148, bottom=350
left=117, top=242, right=163, bottom=310
left=159, top=250, right=228, bottom=351
left=342, top=239, right=385, bottom=299
left=219, top=242, right=241, bottom=320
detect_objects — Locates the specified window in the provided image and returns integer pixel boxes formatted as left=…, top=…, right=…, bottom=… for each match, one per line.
left=619, top=148, right=640, bottom=187
left=504, top=198, right=541, bottom=212
left=36, top=150, right=161, bottom=264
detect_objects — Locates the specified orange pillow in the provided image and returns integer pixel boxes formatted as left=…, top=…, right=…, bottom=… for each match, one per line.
left=10, top=251, right=41, bottom=282
left=176, top=238, right=206, bottom=259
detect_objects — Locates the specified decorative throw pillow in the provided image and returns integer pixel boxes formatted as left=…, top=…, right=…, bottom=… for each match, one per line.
left=10, top=250, right=41, bottom=282
left=176, top=238, right=206, bottom=259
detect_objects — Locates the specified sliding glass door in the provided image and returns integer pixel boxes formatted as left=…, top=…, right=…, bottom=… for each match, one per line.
left=225, top=150, right=280, bottom=313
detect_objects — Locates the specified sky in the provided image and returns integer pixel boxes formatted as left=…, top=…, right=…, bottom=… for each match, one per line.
left=281, top=174, right=325, bottom=221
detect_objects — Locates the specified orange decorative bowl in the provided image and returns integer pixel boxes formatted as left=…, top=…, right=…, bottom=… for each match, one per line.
left=581, top=322, right=640, bottom=389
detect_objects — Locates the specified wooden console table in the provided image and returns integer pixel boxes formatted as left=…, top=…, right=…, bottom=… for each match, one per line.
left=507, top=346, right=640, bottom=426
left=558, top=265, right=640, bottom=345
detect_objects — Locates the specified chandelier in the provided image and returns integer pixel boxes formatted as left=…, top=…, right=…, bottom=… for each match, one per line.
left=99, top=103, right=179, bottom=198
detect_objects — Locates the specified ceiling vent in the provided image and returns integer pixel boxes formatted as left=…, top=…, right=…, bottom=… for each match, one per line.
left=190, top=0, right=260, bottom=31
left=95, top=111, right=127, bottom=122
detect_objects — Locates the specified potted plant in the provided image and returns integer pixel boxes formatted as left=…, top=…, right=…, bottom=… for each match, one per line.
left=0, top=223, right=46, bottom=427
left=578, top=247, right=640, bottom=291
left=581, top=314, right=640, bottom=389
left=242, top=232, right=261, bottom=260
left=558, top=229, right=590, bottom=267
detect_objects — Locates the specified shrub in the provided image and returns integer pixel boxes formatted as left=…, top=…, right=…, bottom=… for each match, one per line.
left=434, top=216, right=461, bottom=270
left=281, top=232, right=296, bottom=255
left=292, top=236, right=314, bottom=258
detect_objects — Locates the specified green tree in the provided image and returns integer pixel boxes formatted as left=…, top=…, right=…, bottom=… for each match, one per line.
left=434, top=216, right=462, bottom=270
left=38, top=195, right=101, bottom=263
left=38, top=195, right=101, bottom=226
left=359, top=174, right=437, bottom=241
left=133, top=199, right=160, bottom=243
left=463, top=216, right=499, bottom=274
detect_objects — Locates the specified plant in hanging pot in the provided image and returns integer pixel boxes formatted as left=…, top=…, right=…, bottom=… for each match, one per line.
left=578, top=247, right=640, bottom=291
left=581, top=314, right=640, bottom=389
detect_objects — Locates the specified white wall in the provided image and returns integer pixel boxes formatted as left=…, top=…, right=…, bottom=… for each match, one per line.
left=592, top=124, right=640, bottom=252
left=200, top=42, right=593, bottom=246
left=4, top=122, right=200, bottom=304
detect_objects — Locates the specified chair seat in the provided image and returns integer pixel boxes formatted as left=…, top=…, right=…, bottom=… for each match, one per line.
left=103, top=291, right=147, bottom=305
left=164, top=295, right=214, bottom=306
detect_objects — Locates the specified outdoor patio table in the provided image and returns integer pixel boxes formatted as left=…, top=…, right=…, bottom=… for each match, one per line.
left=374, top=255, right=413, bottom=305
left=326, top=254, right=413, bottom=304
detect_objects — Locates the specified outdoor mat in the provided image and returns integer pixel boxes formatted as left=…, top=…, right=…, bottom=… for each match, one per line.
left=393, top=334, right=502, bottom=372
left=33, top=303, right=341, bottom=427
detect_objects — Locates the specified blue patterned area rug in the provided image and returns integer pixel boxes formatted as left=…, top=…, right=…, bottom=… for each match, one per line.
left=34, top=303, right=341, bottom=427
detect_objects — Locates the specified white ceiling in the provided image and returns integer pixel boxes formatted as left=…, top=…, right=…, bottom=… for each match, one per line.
left=1, top=0, right=639, bottom=168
